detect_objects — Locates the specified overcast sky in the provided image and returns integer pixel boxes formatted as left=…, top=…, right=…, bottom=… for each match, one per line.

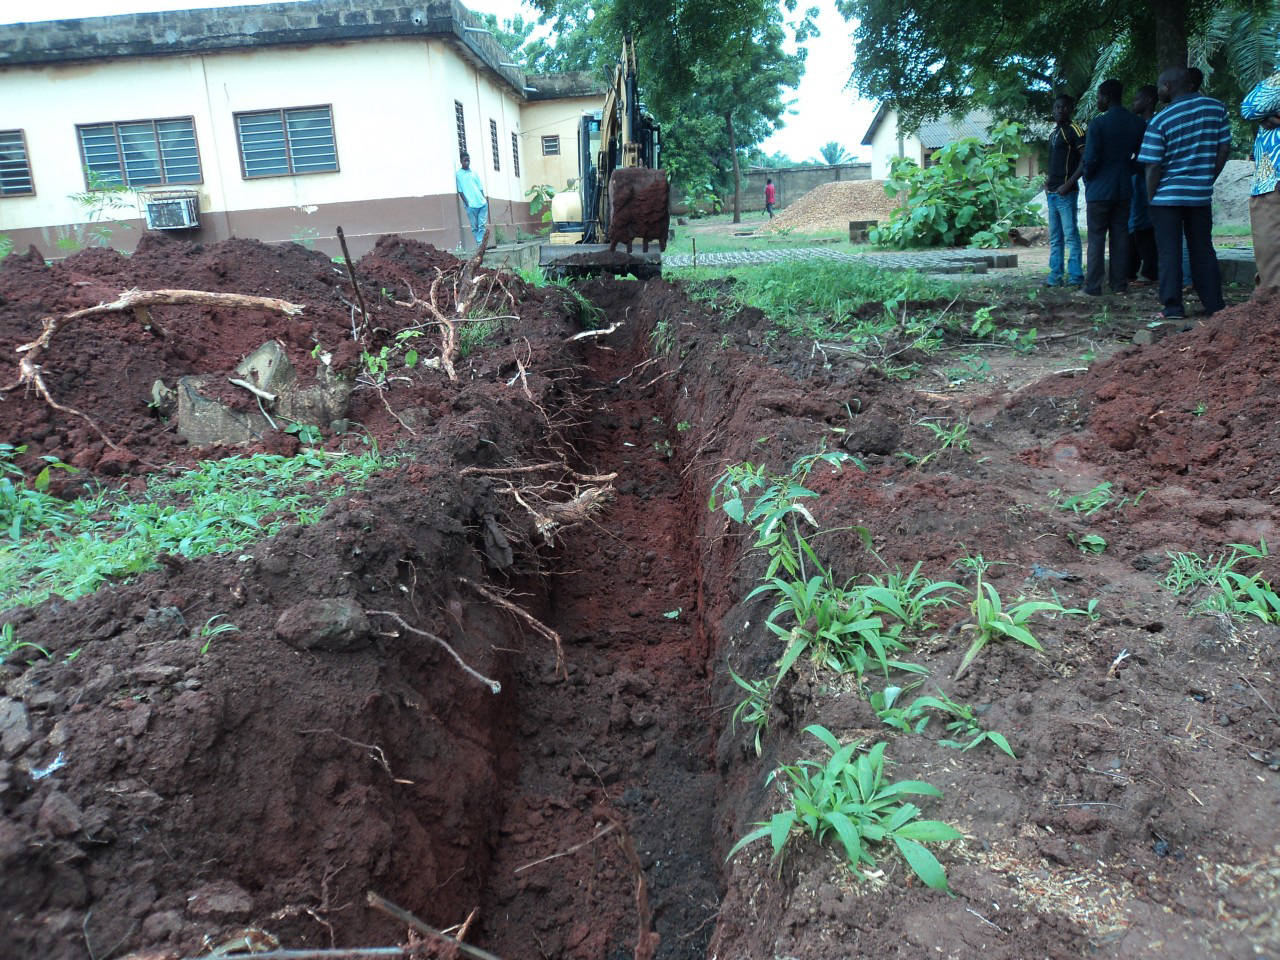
left=3, top=0, right=878, bottom=164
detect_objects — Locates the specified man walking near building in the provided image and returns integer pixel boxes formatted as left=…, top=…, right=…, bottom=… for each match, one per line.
left=764, top=178, right=776, bottom=219
left=456, top=151, right=488, bottom=249
left=1128, top=84, right=1159, bottom=285
left=1241, top=67, right=1280, bottom=291
left=1138, top=67, right=1231, bottom=320
left=1081, top=79, right=1145, bottom=296
left=1044, top=94, right=1086, bottom=287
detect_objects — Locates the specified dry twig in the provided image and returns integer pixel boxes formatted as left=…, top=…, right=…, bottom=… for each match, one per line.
left=366, top=892, right=505, bottom=960
left=513, top=822, right=617, bottom=874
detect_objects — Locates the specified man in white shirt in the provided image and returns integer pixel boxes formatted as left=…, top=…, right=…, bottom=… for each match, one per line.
left=455, top=152, right=488, bottom=248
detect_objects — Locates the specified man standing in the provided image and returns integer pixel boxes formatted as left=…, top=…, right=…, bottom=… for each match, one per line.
left=764, top=178, right=776, bottom=219
left=455, top=151, right=488, bottom=249
left=1081, top=79, right=1145, bottom=296
left=1241, top=66, right=1280, bottom=291
left=1044, top=94, right=1086, bottom=287
left=1128, top=84, right=1159, bottom=285
left=1139, top=67, right=1231, bottom=319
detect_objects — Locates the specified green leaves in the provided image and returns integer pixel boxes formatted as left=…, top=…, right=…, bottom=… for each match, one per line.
left=728, top=725, right=962, bottom=891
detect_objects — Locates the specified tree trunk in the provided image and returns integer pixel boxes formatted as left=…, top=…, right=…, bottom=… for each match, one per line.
left=1153, top=0, right=1189, bottom=70
left=726, top=111, right=741, bottom=224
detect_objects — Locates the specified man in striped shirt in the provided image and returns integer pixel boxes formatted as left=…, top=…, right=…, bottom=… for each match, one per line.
left=1138, top=67, right=1231, bottom=320
left=1241, top=69, right=1280, bottom=290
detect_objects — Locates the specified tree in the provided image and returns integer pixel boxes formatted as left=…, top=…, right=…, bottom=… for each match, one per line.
left=816, top=142, right=854, bottom=164
left=835, top=0, right=1265, bottom=131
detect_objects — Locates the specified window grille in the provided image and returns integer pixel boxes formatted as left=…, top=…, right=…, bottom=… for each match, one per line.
left=541, top=135, right=560, bottom=156
left=235, top=106, right=338, bottom=178
left=0, top=130, right=34, bottom=196
left=489, top=119, right=500, bottom=171
left=77, top=118, right=201, bottom=187
left=455, top=100, right=467, bottom=156
left=511, top=131, right=520, bottom=177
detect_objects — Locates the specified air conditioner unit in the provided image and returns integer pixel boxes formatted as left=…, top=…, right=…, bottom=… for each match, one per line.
left=144, top=196, right=200, bottom=230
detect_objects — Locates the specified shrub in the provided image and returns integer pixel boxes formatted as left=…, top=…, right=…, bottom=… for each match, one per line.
left=871, top=121, right=1043, bottom=249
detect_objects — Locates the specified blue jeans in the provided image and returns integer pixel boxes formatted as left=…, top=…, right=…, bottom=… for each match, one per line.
left=1046, top=192, right=1083, bottom=285
left=465, top=203, right=488, bottom=246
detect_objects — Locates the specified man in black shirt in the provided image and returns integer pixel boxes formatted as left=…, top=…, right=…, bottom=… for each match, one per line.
left=1082, top=78, right=1146, bottom=295
left=1045, top=94, right=1086, bottom=286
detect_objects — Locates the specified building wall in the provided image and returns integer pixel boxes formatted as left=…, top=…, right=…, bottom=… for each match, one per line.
left=867, top=108, right=1039, bottom=180
left=0, top=36, right=551, bottom=257
left=729, top=163, right=872, bottom=213
left=519, top=98, right=596, bottom=194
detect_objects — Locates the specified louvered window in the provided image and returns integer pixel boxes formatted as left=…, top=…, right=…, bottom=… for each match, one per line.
left=489, top=119, right=500, bottom=171
left=511, top=131, right=520, bottom=177
left=235, top=106, right=338, bottom=178
left=77, top=118, right=201, bottom=187
left=0, top=130, right=34, bottom=196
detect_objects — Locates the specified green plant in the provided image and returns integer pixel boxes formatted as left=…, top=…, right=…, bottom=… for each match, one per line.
left=290, top=226, right=320, bottom=249
left=1190, top=402, right=1208, bottom=417
left=955, top=566, right=1082, bottom=678
left=525, top=183, right=556, bottom=227
left=0, top=622, right=50, bottom=661
left=1049, top=481, right=1114, bottom=517
left=0, top=444, right=78, bottom=540
left=1070, top=533, right=1107, bottom=555
left=870, top=123, right=1044, bottom=249
left=60, top=170, right=137, bottom=250
left=676, top=421, right=691, bottom=432
left=870, top=684, right=931, bottom=733
left=457, top=319, right=496, bottom=358
left=283, top=422, right=324, bottom=446
left=969, top=306, right=1038, bottom=351
left=194, top=614, right=240, bottom=654
left=729, top=667, right=772, bottom=756
left=650, top=318, right=675, bottom=356
left=914, top=689, right=1015, bottom=757
left=0, top=233, right=12, bottom=260
left=727, top=724, right=961, bottom=891
left=864, top=562, right=962, bottom=632
left=1163, top=540, right=1268, bottom=595
left=915, top=418, right=972, bottom=465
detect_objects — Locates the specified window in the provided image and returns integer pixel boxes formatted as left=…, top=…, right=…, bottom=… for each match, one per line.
left=77, top=118, right=201, bottom=187
left=541, top=135, right=560, bottom=156
left=489, top=119, right=500, bottom=172
left=0, top=130, right=34, bottom=196
left=455, top=100, right=467, bottom=156
left=235, top=106, right=338, bottom=178
left=511, top=132, right=520, bottom=177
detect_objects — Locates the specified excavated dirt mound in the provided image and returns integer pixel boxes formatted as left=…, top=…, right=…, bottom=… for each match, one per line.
left=759, top=179, right=902, bottom=233
left=1, top=236, right=1277, bottom=960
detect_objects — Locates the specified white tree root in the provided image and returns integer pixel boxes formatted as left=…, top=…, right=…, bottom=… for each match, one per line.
left=365, top=609, right=501, bottom=694
left=458, top=576, right=567, bottom=678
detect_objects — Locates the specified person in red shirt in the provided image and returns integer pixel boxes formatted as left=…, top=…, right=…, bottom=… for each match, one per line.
left=764, top=178, right=776, bottom=218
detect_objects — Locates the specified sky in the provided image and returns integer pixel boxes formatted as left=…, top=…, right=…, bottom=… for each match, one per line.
left=2, top=0, right=879, bottom=164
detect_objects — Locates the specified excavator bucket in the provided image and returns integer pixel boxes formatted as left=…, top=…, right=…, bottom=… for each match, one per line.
left=606, top=168, right=670, bottom=254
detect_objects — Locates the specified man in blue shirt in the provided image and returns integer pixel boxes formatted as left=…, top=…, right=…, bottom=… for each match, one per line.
left=1138, top=67, right=1231, bottom=319
left=1081, top=79, right=1146, bottom=296
left=455, top=152, right=489, bottom=249
left=1044, top=94, right=1086, bottom=287
left=1241, top=68, right=1280, bottom=290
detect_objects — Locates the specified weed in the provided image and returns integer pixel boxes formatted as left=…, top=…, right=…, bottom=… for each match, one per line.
left=916, top=418, right=972, bottom=464
left=729, top=667, right=772, bottom=756
left=676, top=421, right=691, bottom=432
left=955, top=566, right=1084, bottom=678
left=1, top=448, right=388, bottom=609
left=1190, top=402, right=1208, bottom=417
left=864, top=562, right=962, bottom=633
left=561, top=287, right=605, bottom=329
left=872, top=684, right=1014, bottom=756
left=0, top=621, right=50, bottom=661
left=195, top=614, right=240, bottom=654
left=942, top=355, right=991, bottom=386
left=284, top=422, right=324, bottom=446
left=1069, top=533, right=1107, bottom=555
left=1165, top=540, right=1280, bottom=622
left=650, top=318, right=676, bottom=356
left=1049, top=482, right=1114, bottom=517
left=457, top=319, right=496, bottom=358
left=0, top=444, right=78, bottom=540
left=1164, top=540, right=1267, bottom=595
left=727, top=724, right=961, bottom=891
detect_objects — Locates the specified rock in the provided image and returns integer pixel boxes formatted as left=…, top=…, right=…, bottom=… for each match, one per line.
left=1213, top=159, right=1253, bottom=225
left=38, top=791, right=84, bottom=837
left=176, top=376, right=271, bottom=446
left=141, top=909, right=186, bottom=942
left=186, top=879, right=253, bottom=918
left=275, top=598, right=372, bottom=652
left=150, top=380, right=176, bottom=417
left=0, top=698, right=33, bottom=758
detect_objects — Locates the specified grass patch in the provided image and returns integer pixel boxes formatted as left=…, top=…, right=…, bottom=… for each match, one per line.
left=0, top=447, right=390, bottom=610
left=681, top=259, right=959, bottom=342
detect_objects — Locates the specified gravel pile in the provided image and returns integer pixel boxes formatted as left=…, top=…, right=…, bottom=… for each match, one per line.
left=760, top=179, right=903, bottom=233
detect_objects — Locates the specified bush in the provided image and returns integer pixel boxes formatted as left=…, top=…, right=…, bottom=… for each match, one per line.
left=871, top=121, right=1044, bottom=249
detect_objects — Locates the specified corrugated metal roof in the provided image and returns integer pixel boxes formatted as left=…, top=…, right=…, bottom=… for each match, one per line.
left=917, top=109, right=996, bottom=148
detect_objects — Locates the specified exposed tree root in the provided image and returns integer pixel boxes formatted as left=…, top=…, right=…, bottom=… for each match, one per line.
left=458, top=576, right=566, bottom=678
left=365, top=609, right=501, bottom=694
left=4, top=288, right=305, bottom=450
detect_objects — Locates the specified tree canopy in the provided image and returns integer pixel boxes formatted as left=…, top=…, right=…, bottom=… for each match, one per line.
left=838, top=0, right=1277, bottom=131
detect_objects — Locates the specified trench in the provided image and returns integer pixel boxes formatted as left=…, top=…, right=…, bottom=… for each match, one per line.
left=472, top=279, right=723, bottom=959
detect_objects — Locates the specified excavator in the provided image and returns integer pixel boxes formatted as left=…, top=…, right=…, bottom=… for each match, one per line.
left=538, top=37, right=670, bottom=279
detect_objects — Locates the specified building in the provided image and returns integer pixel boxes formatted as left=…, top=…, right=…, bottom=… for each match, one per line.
left=0, top=0, right=605, bottom=258
left=860, top=105, right=1039, bottom=180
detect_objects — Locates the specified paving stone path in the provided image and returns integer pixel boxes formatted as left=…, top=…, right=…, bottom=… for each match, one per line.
left=664, top=246, right=1020, bottom=274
